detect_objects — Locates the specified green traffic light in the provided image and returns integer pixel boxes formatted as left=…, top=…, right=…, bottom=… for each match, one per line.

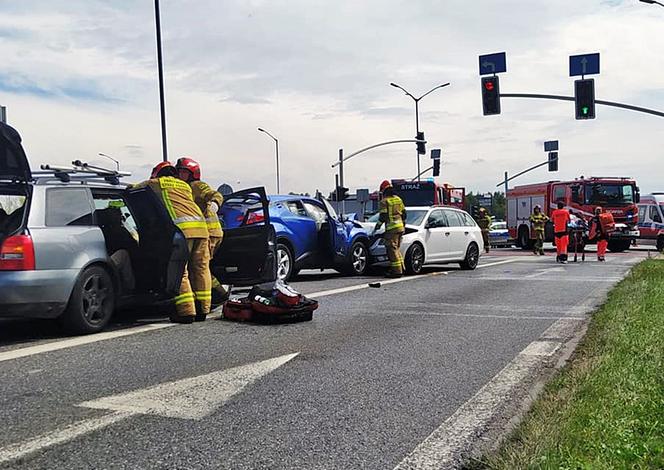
left=582, top=106, right=589, bottom=115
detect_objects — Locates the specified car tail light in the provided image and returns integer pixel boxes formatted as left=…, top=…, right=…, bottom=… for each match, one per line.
left=0, top=235, right=36, bottom=271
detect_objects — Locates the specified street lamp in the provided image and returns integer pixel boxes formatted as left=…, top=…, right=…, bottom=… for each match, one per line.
left=258, top=127, right=280, bottom=193
left=640, top=0, right=664, bottom=6
left=390, top=81, right=450, bottom=180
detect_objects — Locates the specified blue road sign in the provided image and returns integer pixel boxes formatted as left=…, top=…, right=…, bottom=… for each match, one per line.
left=431, top=148, right=441, bottom=160
left=479, top=52, right=507, bottom=75
left=569, top=53, right=600, bottom=77
left=544, top=140, right=559, bottom=152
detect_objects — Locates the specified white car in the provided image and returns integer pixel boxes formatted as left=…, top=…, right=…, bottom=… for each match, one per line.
left=368, top=206, right=483, bottom=274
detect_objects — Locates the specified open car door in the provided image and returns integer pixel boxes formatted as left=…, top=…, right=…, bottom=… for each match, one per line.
left=125, top=186, right=188, bottom=297
left=0, top=122, right=31, bottom=183
left=211, top=187, right=277, bottom=286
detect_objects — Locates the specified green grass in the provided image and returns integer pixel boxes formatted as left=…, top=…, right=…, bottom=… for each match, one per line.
left=479, top=259, right=664, bottom=470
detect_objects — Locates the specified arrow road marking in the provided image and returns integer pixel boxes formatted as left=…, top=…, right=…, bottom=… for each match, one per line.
left=581, top=57, right=588, bottom=74
left=482, top=61, right=496, bottom=72
left=0, top=353, right=299, bottom=464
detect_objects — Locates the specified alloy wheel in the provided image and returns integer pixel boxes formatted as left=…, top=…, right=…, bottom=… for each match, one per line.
left=82, top=274, right=112, bottom=325
left=277, top=247, right=292, bottom=280
left=351, top=243, right=367, bottom=274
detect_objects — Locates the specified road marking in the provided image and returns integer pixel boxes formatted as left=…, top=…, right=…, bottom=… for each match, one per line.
left=0, top=323, right=175, bottom=364
left=525, top=267, right=565, bottom=278
left=394, top=349, right=544, bottom=470
left=0, top=353, right=299, bottom=464
left=397, top=311, right=586, bottom=322
left=0, top=411, right=133, bottom=465
left=305, top=258, right=521, bottom=298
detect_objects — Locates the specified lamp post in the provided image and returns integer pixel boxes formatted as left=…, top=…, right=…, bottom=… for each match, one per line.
left=154, top=0, right=168, bottom=162
left=390, top=81, right=450, bottom=180
left=258, top=128, right=280, bottom=193
left=640, top=0, right=664, bottom=7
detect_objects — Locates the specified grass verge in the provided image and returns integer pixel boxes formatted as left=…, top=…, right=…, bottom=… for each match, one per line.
left=477, top=259, right=664, bottom=469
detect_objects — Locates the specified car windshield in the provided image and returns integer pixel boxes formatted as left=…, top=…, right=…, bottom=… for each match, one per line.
left=367, top=209, right=427, bottom=226
left=586, top=183, right=635, bottom=206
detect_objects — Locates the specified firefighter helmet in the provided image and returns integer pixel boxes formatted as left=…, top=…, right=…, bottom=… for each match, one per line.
left=380, top=180, right=391, bottom=192
left=534, top=204, right=541, bottom=211
left=151, top=161, right=177, bottom=179
left=176, top=157, right=201, bottom=181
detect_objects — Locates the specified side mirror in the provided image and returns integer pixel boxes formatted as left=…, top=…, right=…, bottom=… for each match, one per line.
left=635, top=187, right=640, bottom=204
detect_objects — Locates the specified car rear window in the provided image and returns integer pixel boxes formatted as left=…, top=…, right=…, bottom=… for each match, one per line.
left=46, top=188, right=93, bottom=227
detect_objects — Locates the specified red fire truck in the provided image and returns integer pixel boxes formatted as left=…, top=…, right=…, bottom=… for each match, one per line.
left=390, top=179, right=466, bottom=209
left=507, top=176, right=640, bottom=252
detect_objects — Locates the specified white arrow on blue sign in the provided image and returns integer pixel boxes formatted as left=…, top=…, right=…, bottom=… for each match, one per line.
left=569, top=53, right=600, bottom=77
left=479, top=52, right=507, bottom=76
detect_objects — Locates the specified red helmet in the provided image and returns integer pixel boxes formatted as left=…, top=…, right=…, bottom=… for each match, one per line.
left=380, top=180, right=391, bottom=192
left=151, top=161, right=177, bottom=179
left=176, top=156, right=201, bottom=181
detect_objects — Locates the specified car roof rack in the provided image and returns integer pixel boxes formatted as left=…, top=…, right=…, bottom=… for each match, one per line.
left=33, top=160, right=131, bottom=185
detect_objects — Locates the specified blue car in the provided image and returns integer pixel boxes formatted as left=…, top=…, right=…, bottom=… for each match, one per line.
left=267, top=195, right=372, bottom=281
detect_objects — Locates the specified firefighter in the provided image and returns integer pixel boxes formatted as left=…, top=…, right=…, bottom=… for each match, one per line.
left=551, top=201, right=571, bottom=263
left=529, top=205, right=549, bottom=255
left=477, top=207, right=492, bottom=253
left=134, top=162, right=211, bottom=323
left=590, top=206, right=609, bottom=262
left=175, top=157, right=228, bottom=307
left=374, top=180, right=406, bottom=278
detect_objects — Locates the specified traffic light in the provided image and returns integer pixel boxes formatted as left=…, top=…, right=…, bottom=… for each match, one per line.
left=336, top=186, right=349, bottom=201
left=432, top=158, right=440, bottom=177
left=416, top=131, right=426, bottom=155
left=548, top=152, right=558, bottom=172
left=481, top=76, right=501, bottom=116
left=574, top=79, right=595, bottom=120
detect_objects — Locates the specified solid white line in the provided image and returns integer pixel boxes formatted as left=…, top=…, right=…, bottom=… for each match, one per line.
left=397, top=311, right=586, bottom=321
left=0, top=323, right=175, bottom=364
left=305, top=258, right=521, bottom=298
left=0, top=411, right=133, bottom=464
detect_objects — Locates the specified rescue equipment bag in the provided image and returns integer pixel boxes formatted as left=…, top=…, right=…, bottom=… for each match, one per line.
left=221, top=281, right=318, bottom=323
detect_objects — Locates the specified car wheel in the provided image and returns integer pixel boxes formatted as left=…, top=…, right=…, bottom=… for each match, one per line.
left=276, top=243, right=294, bottom=282
left=608, top=240, right=631, bottom=253
left=657, top=236, right=664, bottom=253
left=345, top=241, right=369, bottom=276
left=405, top=243, right=425, bottom=275
left=459, top=243, right=480, bottom=270
left=61, top=266, right=115, bottom=334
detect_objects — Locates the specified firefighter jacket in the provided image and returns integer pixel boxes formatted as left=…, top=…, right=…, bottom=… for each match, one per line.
left=190, top=180, right=224, bottom=238
left=133, top=177, right=209, bottom=239
left=378, top=195, right=406, bottom=233
left=478, top=214, right=492, bottom=232
left=529, top=212, right=549, bottom=233
left=551, top=208, right=571, bottom=234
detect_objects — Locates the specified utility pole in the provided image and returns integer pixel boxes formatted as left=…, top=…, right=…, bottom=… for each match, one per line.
left=0, top=106, right=6, bottom=124
left=154, top=0, right=168, bottom=162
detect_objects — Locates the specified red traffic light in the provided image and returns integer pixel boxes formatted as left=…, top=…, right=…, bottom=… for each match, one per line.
left=484, top=81, right=495, bottom=91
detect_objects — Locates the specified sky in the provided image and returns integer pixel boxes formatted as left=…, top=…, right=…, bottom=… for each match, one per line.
left=1, top=0, right=663, bottom=196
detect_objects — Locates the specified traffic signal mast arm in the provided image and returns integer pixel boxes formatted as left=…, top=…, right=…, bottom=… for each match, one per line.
left=495, top=157, right=557, bottom=188
left=499, top=93, right=664, bottom=119
left=330, top=138, right=427, bottom=169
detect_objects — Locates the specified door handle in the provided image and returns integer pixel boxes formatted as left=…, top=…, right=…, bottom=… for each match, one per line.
left=464, top=231, right=469, bottom=235
left=445, top=232, right=451, bottom=236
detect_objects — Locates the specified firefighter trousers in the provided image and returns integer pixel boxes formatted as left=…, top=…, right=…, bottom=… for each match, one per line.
left=174, top=238, right=211, bottom=318
left=384, top=231, right=404, bottom=275
left=208, top=235, right=227, bottom=296
left=481, top=231, right=490, bottom=253
left=534, top=231, right=545, bottom=255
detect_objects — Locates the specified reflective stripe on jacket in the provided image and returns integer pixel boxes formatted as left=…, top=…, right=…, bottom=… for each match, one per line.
left=529, top=212, right=549, bottom=232
left=379, top=195, right=406, bottom=233
left=135, top=177, right=208, bottom=239
left=190, top=180, right=224, bottom=238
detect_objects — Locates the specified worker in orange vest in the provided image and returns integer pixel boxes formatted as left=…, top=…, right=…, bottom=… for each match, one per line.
left=551, top=201, right=571, bottom=264
left=590, top=206, right=609, bottom=262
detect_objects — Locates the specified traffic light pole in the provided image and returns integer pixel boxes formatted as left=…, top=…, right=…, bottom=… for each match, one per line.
left=500, top=93, right=664, bottom=119
left=411, top=165, right=434, bottom=181
left=496, top=158, right=555, bottom=190
left=338, top=148, right=345, bottom=217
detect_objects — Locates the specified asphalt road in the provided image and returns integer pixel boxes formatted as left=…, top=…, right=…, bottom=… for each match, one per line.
left=0, top=247, right=650, bottom=469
